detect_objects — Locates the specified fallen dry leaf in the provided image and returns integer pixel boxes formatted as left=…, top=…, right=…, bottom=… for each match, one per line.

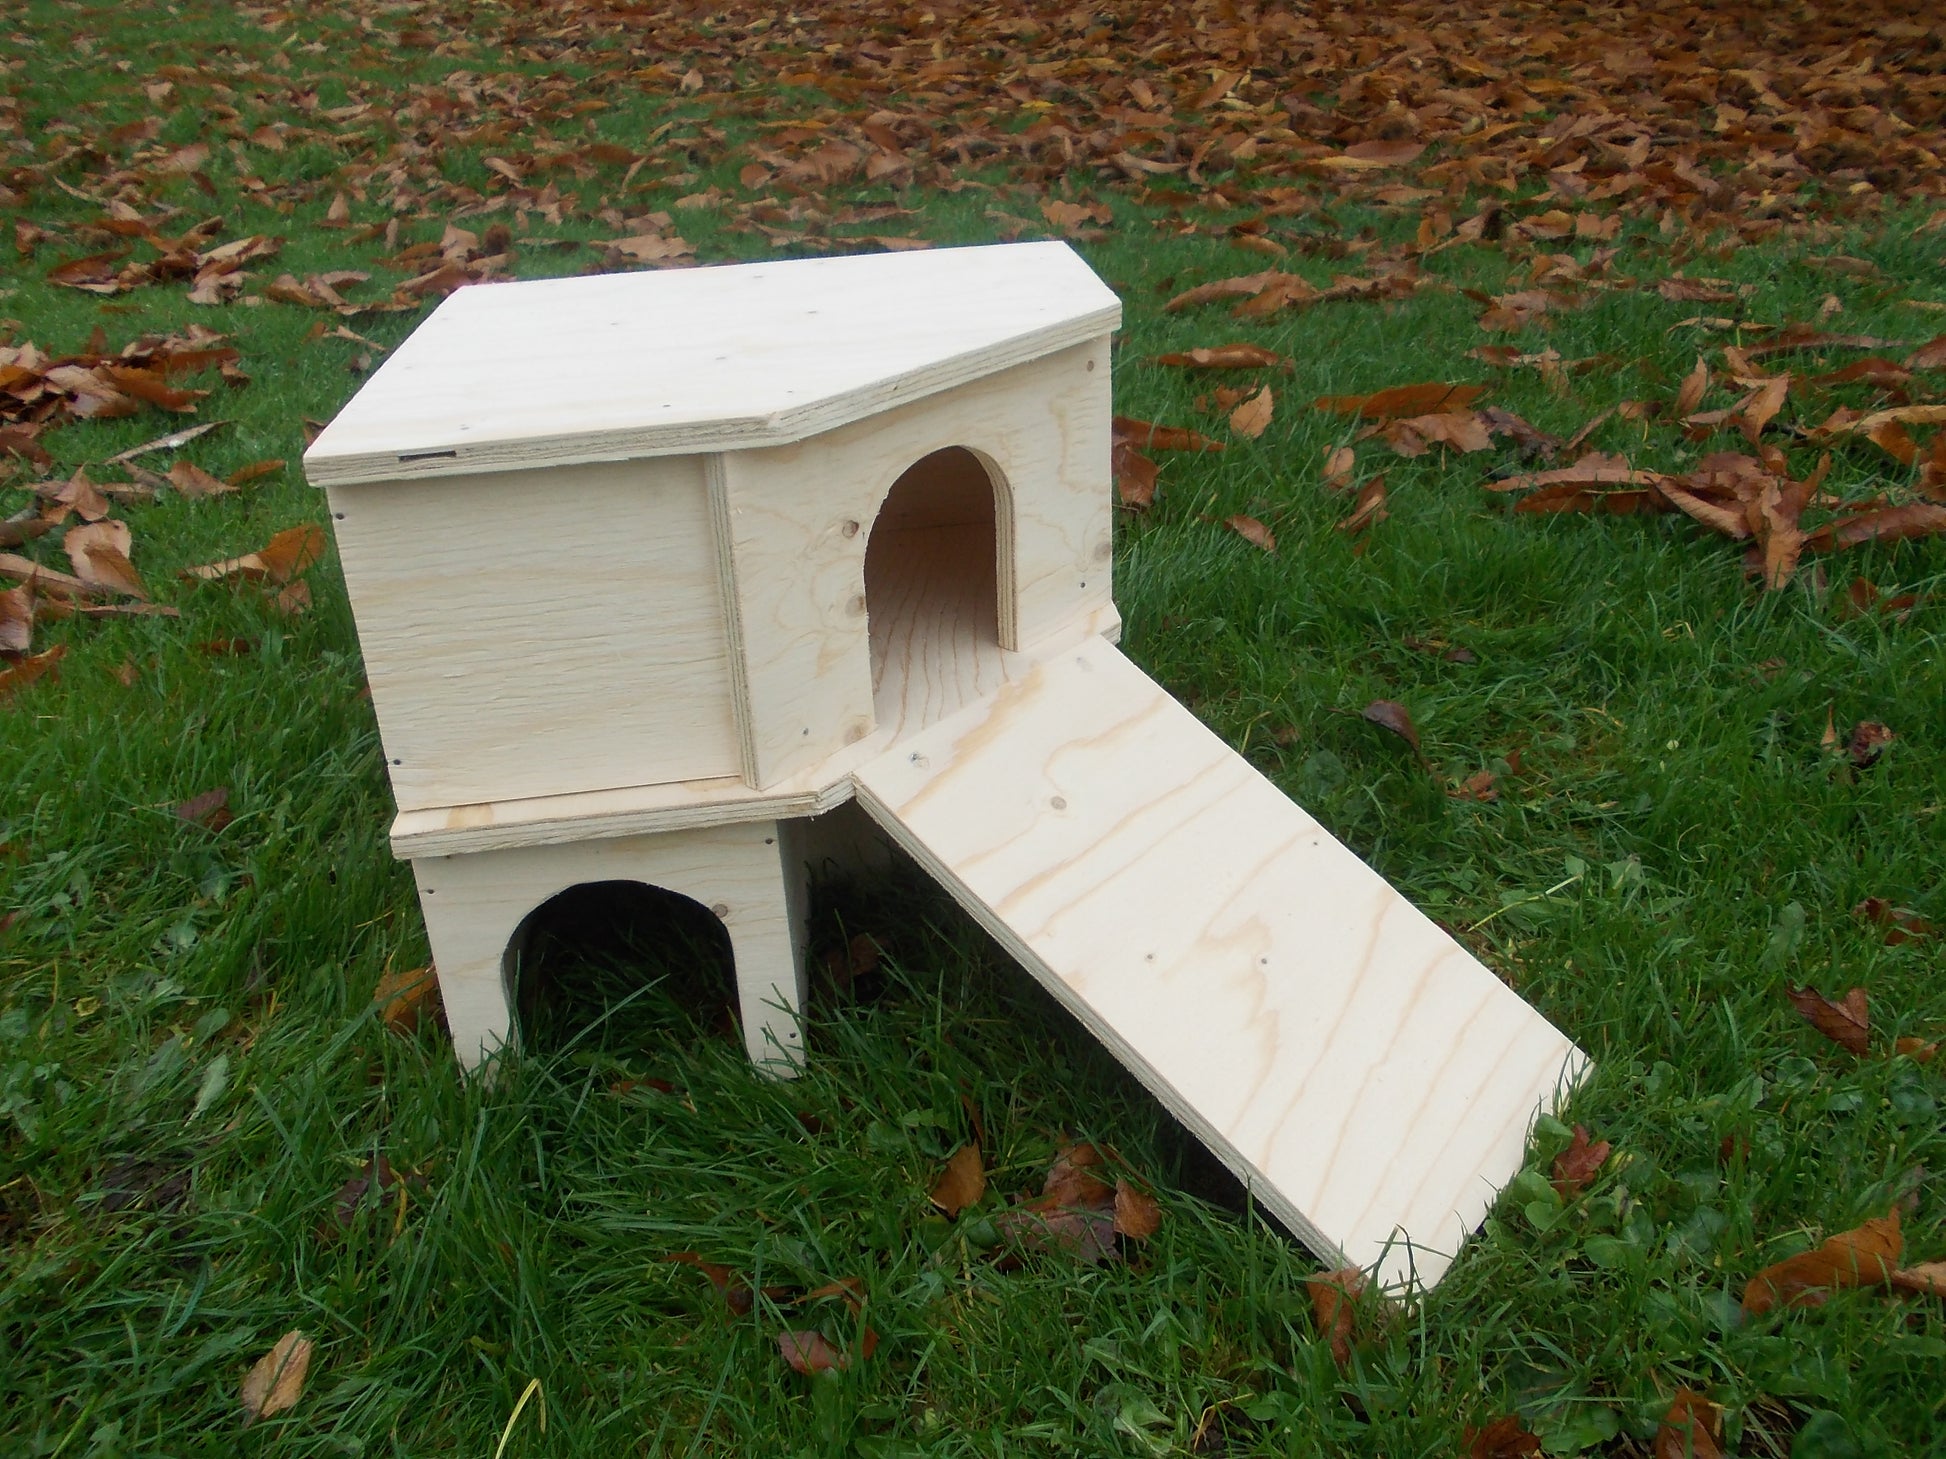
left=63, top=521, right=146, bottom=598
left=1315, top=382, right=1486, bottom=419
left=1156, top=343, right=1289, bottom=370
left=1112, top=1181, right=1161, bottom=1242
left=1550, top=1125, right=1612, bottom=1200
left=1361, top=699, right=1422, bottom=756
left=1466, top=1415, right=1544, bottom=1459
left=1890, top=1261, right=1946, bottom=1298
left=778, top=1327, right=877, bottom=1374
left=1229, top=385, right=1274, bottom=439
left=1852, top=898, right=1936, bottom=945
left=1321, top=445, right=1357, bottom=490
left=240, top=1330, right=312, bottom=1424
left=1225, top=514, right=1276, bottom=551
left=1742, top=1210, right=1901, bottom=1315
left=373, top=963, right=439, bottom=1034
left=168, top=460, right=235, bottom=498
left=1844, top=720, right=1895, bottom=770
left=1786, top=985, right=1869, bottom=1055
left=183, top=525, right=326, bottom=586
left=1337, top=474, right=1389, bottom=535
left=1655, top=1389, right=1725, bottom=1459
left=931, top=1144, right=986, bottom=1217
left=0, top=644, right=65, bottom=699
left=1675, top=356, right=1711, bottom=418
left=1306, top=1266, right=1366, bottom=1371
left=1112, top=416, right=1225, bottom=454
left=175, top=787, right=234, bottom=831
left=0, top=584, right=33, bottom=654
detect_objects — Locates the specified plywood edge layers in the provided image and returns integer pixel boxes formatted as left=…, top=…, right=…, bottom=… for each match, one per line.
left=302, top=306, right=1122, bottom=488
left=390, top=776, right=852, bottom=859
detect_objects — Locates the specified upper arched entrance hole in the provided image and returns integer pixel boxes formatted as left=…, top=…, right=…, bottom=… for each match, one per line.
left=862, top=446, right=1008, bottom=739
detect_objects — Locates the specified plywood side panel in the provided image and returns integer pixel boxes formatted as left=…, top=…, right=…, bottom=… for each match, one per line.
left=853, top=637, right=1587, bottom=1288
left=721, top=340, right=1114, bottom=788
left=330, top=457, right=741, bottom=811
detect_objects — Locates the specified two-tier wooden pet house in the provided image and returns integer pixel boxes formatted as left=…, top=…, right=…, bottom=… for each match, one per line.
left=305, top=242, right=1584, bottom=1288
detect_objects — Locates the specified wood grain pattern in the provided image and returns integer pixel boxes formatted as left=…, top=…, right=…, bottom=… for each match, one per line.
left=720, top=338, right=1114, bottom=788
left=413, top=820, right=807, bottom=1073
left=385, top=569, right=1120, bottom=858
left=328, top=457, right=741, bottom=811
left=853, top=636, right=1587, bottom=1288
left=303, top=242, right=1121, bottom=487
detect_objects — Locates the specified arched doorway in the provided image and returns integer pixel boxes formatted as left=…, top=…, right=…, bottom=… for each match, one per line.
left=510, top=880, right=738, bottom=1056
left=862, top=446, right=1008, bottom=739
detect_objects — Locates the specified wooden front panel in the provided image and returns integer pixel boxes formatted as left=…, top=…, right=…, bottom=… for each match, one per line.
left=717, top=338, right=1114, bottom=788
left=328, top=457, right=741, bottom=812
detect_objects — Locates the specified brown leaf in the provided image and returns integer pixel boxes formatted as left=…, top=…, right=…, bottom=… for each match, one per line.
left=1155, top=343, right=1290, bottom=369
left=373, top=963, right=439, bottom=1034
left=1787, top=985, right=1869, bottom=1054
left=329, top=1155, right=404, bottom=1229
left=1306, top=1267, right=1365, bottom=1370
left=1229, top=385, right=1274, bottom=439
left=183, top=525, right=326, bottom=586
left=1805, top=502, right=1946, bottom=553
left=1314, top=382, right=1486, bottom=419
left=1387, top=411, right=1493, bottom=455
left=1360, top=699, right=1422, bottom=756
left=228, top=460, right=286, bottom=487
left=1112, top=416, right=1225, bottom=453
left=1112, top=1180, right=1161, bottom=1242
left=1319, top=139, right=1427, bottom=169
left=1039, top=1142, right=1114, bottom=1210
left=63, top=521, right=147, bottom=598
left=175, top=787, right=234, bottom=831
left=1852, top=898, right=1936, bottom=945
left=1321, top=445, right=1357, bottom=490
left=1736, top=374, right=1791, bottom=443
left=1163, top=269, right=1296, bottom=313
left=1466, top=1415, right=1544, bottom=1459
left=778, top=1327, right=877, bottom=1374
left=1845, top=720, right=1895, bottom=770
left=1742, top=1211, right=1901, bottom=1315
left=1907, top=335, right=1946, bottom=371
left=0, top=644, right=65, bottom=699
left=1655, top=1389, right=1725, bottom=1459
left=0, top=584, right=33, bottom=654
left=1112, top=440, right=1159, bottom=510
left=1675, top=356, right=1710, bottom=418
left=1550, top=1125, right=1612, bottom=1200
left=1890, top=1260, right=1946, bottom=1297
left=1225, top=514, right=1276, bottom=552
left=167, top=460, right=235, bottom=498
left=1337, top=473, right=1389, bottom=534
left=930, top=1144, right=986, bottom=1217
left=240, top=1331, right=313, bottom=1424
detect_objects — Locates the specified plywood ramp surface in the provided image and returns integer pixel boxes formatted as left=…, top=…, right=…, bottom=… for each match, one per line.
left=853, top=636, right=1586, bottom=1289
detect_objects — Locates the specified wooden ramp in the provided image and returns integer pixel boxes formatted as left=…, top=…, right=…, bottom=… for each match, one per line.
left=854, top=636, right=1586, bottom=1288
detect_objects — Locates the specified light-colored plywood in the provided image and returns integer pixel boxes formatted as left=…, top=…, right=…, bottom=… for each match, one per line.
left=303, top=242, right=1121, bottom=487
left=720, top=338, right=1115, bottom=788
left=413, top=820, right=806, bottom=1074
left=329, top=457, right=742, bottom=811
left=384, top=559, right=1122, bottom=860
left=853, top=636, right=1587, bottom=1289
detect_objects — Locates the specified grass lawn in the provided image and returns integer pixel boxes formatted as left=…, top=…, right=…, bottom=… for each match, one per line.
left=3, top=2, right=1944, bottom=1455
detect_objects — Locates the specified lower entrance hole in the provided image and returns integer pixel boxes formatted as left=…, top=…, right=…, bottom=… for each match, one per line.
left=510, top=880, right=737, bottom=1057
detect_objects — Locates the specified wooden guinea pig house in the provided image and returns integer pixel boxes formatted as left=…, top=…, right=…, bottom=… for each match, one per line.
left=305, top=241, right=1586, bottom=1288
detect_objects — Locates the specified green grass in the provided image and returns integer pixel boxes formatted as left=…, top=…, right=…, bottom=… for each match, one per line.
left=4, top=2, right=1946, bottom=1455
